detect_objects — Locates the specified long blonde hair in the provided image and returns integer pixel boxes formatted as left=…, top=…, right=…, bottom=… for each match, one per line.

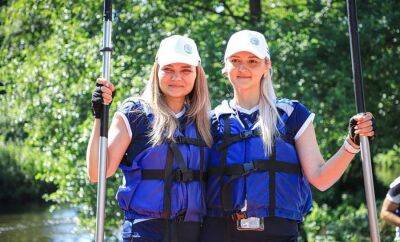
left=258, top=69, right=281, bottom=155
left=141, top=63, right=212, bottom=147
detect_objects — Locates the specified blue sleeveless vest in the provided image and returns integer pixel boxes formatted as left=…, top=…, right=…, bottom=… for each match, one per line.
left=116, top=99, right=208, bottom=222
left=206, top=99, right=312, bottom=221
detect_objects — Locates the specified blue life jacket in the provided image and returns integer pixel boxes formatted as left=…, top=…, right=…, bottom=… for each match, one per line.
left=116, top=99, right=208, bottom=222
left=206, top=99, right=312, bottom=221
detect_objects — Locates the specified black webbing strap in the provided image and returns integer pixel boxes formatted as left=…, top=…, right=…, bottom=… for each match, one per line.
left=208, top=159, right=301, bottom=176
left=174, top=136, right=207, bottom=147
left=217, top=129, right=261, bottom=151
left=199, top=130, right=206, bottom=205
left=213, top=114, right=301, bottom=218
left=222, top=123, right=233, bottom=242
left=219, top=116, right=231, bottom=212
left=142, top=169, right=204, bottom=182
left=162, top=146, right=174, bottom=219
left=163, top=146, right=175, bottom=242
left=221, top=174, right=242, bottom=212
left=197, top=130, right=206, bottom=230
left=199, top=147, right=205, bottom=182
left=162, top=135, right=205, bottom=242
left=162, top=141, right=191, bottom=221
left=216, top=146, right=301, bottom=216
left=169, top=142, right=189, bottom=173
left=269, top=146, right=277, bottom=217
left=163, top=142, right=188, bottom=242
left=224, top=217, right=232, bottom=242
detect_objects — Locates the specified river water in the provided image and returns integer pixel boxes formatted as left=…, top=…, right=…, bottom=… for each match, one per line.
left=0, top=206, right=103, bottom=242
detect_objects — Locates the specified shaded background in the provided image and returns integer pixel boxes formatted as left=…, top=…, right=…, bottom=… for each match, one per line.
left=0, top=0, right=399, bottom=241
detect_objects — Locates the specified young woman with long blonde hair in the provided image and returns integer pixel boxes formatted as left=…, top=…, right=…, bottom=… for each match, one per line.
left=87, top=35, right=212, bottom=242
left=201, top=30, right=376, bottom=242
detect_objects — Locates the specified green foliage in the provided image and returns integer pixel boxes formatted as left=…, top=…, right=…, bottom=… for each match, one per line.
left=375, top=145, right=400, bottom=186
left=0, top=0, right=399, bottom=240
left=303, top=201, right=369, bottom=242
left=303, top=199, right=396, bottom=242
left=0, top=141, right=55, bottom=204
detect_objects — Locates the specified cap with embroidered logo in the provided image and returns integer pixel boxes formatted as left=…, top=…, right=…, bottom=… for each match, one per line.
left=224, top=30, right=270, bottom=60
left=156, top=35, right=201, bottom=67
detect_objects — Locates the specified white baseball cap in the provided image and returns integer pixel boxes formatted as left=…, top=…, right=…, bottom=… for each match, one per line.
left=156, top=35, right=201, bottom=67
left=224, top=30, right=270, bottom=60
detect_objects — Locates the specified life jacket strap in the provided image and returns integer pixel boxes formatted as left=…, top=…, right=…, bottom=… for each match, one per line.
left=161, top=131, right=206, bottom=224
left=215, top=115, right=300, bottom=216
left=219, top=117, right=231, bottom=215
left=142, top=169, right=206, bottom=182
left=173, top=136, right=208, bottom=147
left=162, top=145, right=174, bottom=219
left=218, top=129, right=261, bottom=151
left=207, top=160, right=301, bottom=176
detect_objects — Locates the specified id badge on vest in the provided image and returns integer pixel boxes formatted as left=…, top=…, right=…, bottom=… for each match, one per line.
left=236, top=200, right=264, bottom=231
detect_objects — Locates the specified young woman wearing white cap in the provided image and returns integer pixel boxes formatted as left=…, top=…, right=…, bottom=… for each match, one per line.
left=201, top=30, right=376, bottom=242
left=87, top=35, right=212, bottom=242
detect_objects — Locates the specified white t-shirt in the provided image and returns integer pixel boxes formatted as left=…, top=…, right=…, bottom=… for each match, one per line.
left=386, top=176, right=400, bottom=240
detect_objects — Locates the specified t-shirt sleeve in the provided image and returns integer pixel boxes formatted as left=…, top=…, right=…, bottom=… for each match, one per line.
left=210, top=111, right=221, bottom=140
left=387, top=177, right=400, bottom=204
left=286, top=101, right=315, bottom=141
left=113, top=99, right=144, bottom=139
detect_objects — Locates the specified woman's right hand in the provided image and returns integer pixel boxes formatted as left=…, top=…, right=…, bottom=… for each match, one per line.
left=348, top=112, right=375, bottom=146
left=91, top=78, right=116, bottom=119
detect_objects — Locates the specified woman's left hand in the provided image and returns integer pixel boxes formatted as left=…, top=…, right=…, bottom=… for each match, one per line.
left=348, top=112, right=376, bottom=146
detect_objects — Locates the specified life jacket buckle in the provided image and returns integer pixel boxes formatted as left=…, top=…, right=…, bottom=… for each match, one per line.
left=174, top=136, right=185, bottom=144
left=174, top=210, right=187, bottom=223
left=240, top=130, right=253, bottom=139
left=242, top=162, right=256, bottom=174
left=174, top=169, right=194, bottom=182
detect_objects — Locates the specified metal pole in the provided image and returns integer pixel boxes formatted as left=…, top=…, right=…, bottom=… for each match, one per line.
left=346, top=0, right=380, bottom=241
left=96, top=0, right=112, bottom=241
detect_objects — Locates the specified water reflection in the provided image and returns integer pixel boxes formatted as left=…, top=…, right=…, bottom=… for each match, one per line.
left=0, top=206, right=93, bottom=242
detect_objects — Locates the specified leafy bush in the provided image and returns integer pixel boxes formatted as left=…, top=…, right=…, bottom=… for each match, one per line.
left=0, top=142, right=55, bottom=204
left=375, top=145, right=400, bottom=186
left=302, top=198, right=395, bottom=242
left=0, top=0, right=399, bottom=239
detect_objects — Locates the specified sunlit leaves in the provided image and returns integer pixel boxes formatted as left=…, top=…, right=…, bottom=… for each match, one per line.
left=0, top=0, right=399, bottom=240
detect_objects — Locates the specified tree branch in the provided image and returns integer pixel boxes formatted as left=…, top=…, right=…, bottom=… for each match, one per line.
left=180, top=0, right=249, bottom=24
